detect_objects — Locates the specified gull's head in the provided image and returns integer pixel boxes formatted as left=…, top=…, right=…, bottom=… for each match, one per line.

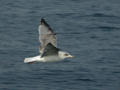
left=58, top=51, right=74, bottom=59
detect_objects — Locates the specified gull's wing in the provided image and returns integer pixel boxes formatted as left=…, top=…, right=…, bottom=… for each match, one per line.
left=39, top=18, right=57, bottom=53
left=41, top=43, right=59, bottom=57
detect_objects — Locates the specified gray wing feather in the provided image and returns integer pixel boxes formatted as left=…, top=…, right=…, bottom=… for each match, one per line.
left=41, top=43, right=59, bottom=57
left=39, top=19, right=57, bottom=53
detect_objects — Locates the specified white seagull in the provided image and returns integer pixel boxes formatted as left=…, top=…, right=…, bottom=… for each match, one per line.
left=24, top=18, right=74, bottom=64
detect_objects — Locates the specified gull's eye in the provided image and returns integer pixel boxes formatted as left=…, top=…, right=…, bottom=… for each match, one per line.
left=64, top=54, right=68, bottom=56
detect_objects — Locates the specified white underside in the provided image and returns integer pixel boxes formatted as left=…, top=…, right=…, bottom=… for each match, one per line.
left=24, top=51, right=72, bottom=63
left=24, top=55, right=63, bottom=63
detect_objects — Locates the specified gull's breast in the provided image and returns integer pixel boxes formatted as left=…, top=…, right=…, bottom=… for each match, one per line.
left=43, top=56, right=62, bottom=62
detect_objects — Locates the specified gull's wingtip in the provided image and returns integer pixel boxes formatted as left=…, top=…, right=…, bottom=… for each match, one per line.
left=41, top=18, right=46, bottom=24
left=41, top=18, right=45, bottom=21
left=40, top=18, right=53, bottom=31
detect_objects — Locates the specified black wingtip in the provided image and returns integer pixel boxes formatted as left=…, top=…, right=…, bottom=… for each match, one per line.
left=40, top=18, right=48, bottom=25
left=40, top=18, right=56, bottom=34
left=40, top=18, right=54, bottom=32
left=41, top=18, right=46, bottom=24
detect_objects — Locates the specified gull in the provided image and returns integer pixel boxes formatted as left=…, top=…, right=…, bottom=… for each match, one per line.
left=24, top=18, right=74, bottom=63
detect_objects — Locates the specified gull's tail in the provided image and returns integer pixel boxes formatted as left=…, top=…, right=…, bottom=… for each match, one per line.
left=24, top=56, right=40, bottom=64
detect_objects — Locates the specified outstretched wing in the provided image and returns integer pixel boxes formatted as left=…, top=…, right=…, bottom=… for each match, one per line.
left=41, top=43, right=59, bottom=57
left=39, top=18, right=57, bottom=53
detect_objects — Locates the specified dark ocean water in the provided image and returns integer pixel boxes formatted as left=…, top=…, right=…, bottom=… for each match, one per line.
left=0, top=0, right=120, bottom=90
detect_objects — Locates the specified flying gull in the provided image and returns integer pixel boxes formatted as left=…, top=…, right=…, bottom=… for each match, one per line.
left=24, top=18, right=74, bottom=63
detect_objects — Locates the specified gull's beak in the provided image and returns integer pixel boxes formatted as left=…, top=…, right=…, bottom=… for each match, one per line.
left=69, top=55, right=74, bottom=58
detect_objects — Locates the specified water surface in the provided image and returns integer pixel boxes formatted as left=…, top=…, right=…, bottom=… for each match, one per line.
left=0, top=0, right=120, bottom=90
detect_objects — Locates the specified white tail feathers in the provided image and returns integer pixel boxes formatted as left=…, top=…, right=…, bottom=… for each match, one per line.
left=24, top=58, right=36, bottom=63
left=24, top=56, right=41, bottom=63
